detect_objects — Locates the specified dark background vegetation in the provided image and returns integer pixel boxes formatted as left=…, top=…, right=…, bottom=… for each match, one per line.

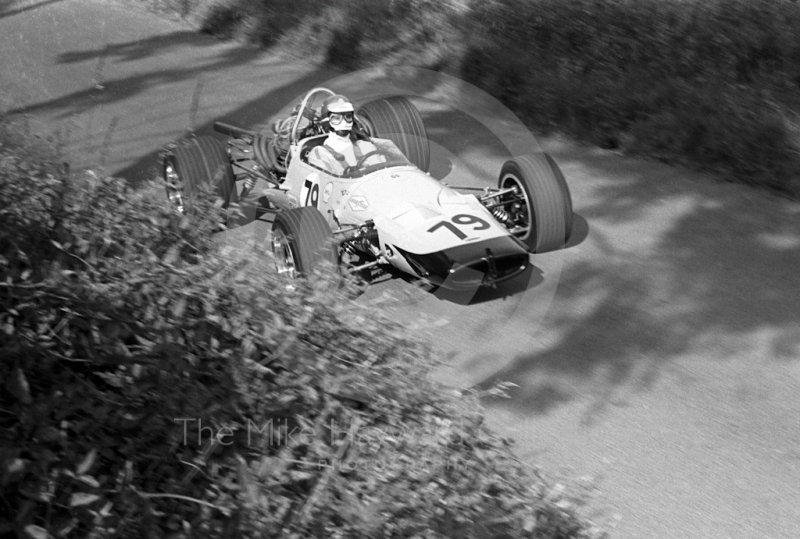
left=131, top=0, right=800, bottom=198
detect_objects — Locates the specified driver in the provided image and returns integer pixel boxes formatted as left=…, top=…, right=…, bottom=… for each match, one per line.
left=307, top=94, right=382, bottom=175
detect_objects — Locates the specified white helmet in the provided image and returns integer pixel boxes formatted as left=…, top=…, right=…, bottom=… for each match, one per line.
left=321, top=94, right=355, bottom=134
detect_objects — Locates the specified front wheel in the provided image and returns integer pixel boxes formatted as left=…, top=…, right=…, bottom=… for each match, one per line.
left=271, top=207, right=338, bottom=278
left=497, top=153, right=573, bottom=253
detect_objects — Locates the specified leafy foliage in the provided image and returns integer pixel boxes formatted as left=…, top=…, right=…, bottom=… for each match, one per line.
left=460, top=0, right=800, bottom=196
left=0, top=133, right=603, bottom=537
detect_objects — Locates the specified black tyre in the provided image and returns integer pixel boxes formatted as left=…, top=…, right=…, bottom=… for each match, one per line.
left=162, top=136, right=235, bottom=212
left=357, top=96, right=430, bottom=172
left=497, top=153, right=573, bottom=253
left=271, top=207, right=337, bottom=278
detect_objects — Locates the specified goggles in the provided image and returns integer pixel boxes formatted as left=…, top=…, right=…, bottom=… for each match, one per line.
left=328, top=112, right=354, bottom=125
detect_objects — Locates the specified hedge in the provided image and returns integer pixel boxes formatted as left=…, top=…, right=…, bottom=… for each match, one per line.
left=0, top=126, right=603, bottom=537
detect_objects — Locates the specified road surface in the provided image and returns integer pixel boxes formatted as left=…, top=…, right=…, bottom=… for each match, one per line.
left=2, top=1, right=800, bottom=537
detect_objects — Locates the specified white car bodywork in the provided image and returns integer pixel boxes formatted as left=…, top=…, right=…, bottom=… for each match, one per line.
left=275, top=135, right=526, bottom=285
left=218, top=87, right=534, bottom=289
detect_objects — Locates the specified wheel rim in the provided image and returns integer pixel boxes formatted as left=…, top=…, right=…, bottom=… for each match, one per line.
left=272, top=228, right=297, bottom=279
left=164, top=162, right=185, bottom=213
left=500, top=174, right=532, bottom=240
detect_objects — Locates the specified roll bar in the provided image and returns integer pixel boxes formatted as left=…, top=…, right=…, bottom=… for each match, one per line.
left=290, top=87, right=335, bottom=145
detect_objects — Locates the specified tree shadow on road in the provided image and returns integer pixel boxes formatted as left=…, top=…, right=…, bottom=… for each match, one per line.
left=6, top=27, right=344, bottom=186
left=57, top=30, right=223, bottom=64
left=0, top=0, right=66, bottom=19
left=8, top=31, right=240, bottom=120
left=476, top=142, right=800, bottom=423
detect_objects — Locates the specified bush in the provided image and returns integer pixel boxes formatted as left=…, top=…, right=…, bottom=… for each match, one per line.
left=200, top=3, right=247, bottom=39
left=459, top=0, right=800, bottom=196
left=0, top=132, right=603, bottom=537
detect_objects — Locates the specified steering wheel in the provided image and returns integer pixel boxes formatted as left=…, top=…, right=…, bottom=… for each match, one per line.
left=354, top=150, right=384, bottom=169
left=343, top=150, right=384, bottom=175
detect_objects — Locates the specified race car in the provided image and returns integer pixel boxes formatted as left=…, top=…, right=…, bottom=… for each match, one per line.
left=161, top=87, right=573, bottom=290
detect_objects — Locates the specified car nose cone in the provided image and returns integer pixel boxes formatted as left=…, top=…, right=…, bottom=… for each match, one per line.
left=397, top=235, right=529, bottom=289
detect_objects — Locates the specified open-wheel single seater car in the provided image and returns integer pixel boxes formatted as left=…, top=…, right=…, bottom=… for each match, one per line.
left=161, top=87, right=573, bottom=290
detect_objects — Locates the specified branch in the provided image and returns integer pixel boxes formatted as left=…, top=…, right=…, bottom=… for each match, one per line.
left=132, top=488, right=229, bottom=513
left=179, top=440, right=216, bottom=487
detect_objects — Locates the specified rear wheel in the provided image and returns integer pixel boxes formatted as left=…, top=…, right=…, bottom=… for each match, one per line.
left=271, top=207, right=337, bottom=278
left=357, top=96, right=430, bottom=172
left=162, top=136, right=235, bottom=213
left=497, top=153, right=573, bottom=253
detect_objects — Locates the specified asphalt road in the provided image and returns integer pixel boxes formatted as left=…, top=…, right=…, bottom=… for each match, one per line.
left=3, top=1, right=800, bottom=537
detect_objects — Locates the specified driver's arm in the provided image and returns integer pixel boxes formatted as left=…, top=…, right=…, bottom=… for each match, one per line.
left=308, top=146, right=346, bottom=175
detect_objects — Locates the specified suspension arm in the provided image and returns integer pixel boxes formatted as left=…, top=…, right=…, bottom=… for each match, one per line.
left=483, top=196, right=526, bottom=209
left=213, top=122, right=257, bottom=141
left=479, top=186, right=518, bottom=202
